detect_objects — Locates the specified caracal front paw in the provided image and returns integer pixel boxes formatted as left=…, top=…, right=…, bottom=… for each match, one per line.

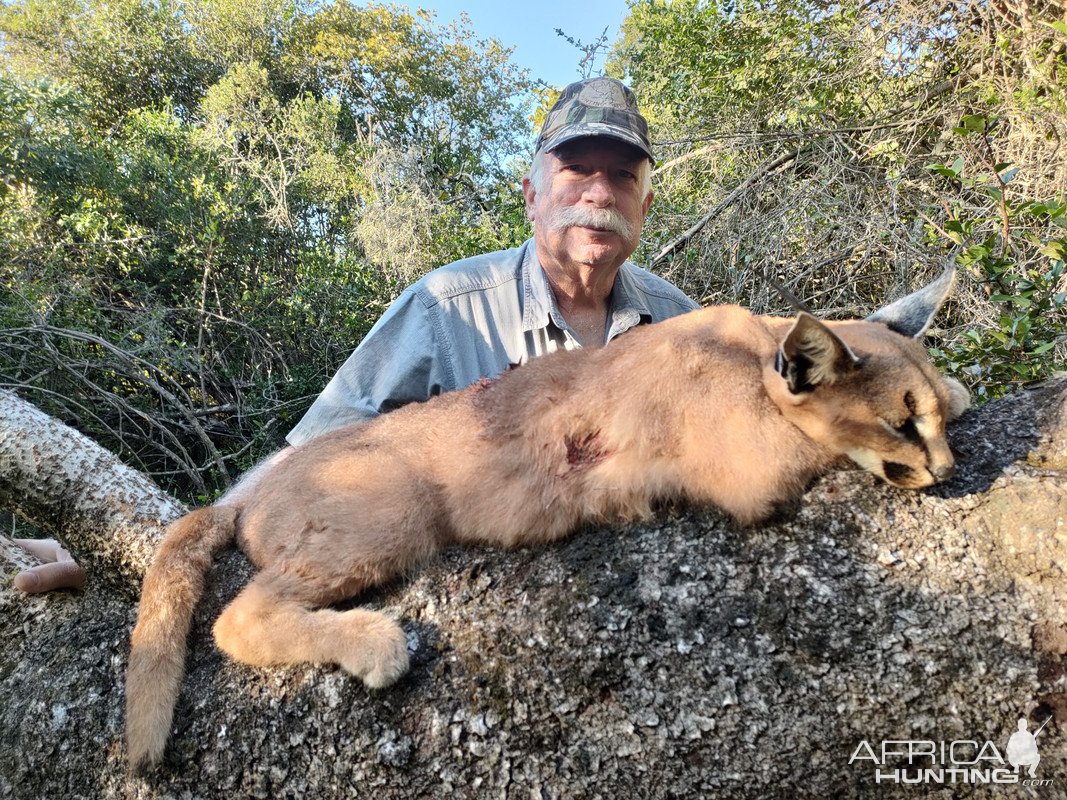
left=338, top=610, right=410, bottom=689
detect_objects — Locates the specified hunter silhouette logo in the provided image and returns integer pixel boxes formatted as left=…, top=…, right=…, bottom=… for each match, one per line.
left=849, top=713, right=1056, bottom=787
left=1007, top=716, right=1049, bottom=778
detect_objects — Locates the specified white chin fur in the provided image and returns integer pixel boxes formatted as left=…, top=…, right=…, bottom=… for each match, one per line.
left=845, top=447, right=885, bottom=480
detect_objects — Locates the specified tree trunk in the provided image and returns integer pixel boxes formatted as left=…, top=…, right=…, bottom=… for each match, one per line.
left=1, top=380, right=1066, bottom=798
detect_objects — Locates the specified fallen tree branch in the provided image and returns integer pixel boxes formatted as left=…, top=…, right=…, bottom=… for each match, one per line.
left=0, top=389, right=185, bottom=584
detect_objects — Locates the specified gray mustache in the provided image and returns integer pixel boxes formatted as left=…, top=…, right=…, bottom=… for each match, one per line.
left=546, top=206, right=634, bottom=240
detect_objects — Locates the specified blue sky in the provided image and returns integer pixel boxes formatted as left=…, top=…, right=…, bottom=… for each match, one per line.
left=415, top=0, right=633, bottom=88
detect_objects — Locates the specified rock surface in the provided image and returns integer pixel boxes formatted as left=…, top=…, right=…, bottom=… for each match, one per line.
left=1, top=378, right=1066, bottom=799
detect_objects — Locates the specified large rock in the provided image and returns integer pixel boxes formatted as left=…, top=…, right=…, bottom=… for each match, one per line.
left=1, top=378, right=1066, bottom=799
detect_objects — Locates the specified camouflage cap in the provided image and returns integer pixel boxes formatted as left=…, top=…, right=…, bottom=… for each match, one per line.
left=534, top=77, right=654, bottom=163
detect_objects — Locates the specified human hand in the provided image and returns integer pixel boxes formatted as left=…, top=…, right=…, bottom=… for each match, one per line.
left=7, top=537, right=87, bottom=593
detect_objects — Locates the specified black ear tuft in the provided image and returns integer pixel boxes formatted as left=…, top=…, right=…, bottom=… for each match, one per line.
left=866, top=263, right=956, bottom=338
left=776, top=313, right=860, bottom=394
left=774, top=347, right=816, bottom=394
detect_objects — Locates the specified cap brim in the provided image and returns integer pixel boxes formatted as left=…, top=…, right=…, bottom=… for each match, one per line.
left=538, top=122, right=654, bottom=163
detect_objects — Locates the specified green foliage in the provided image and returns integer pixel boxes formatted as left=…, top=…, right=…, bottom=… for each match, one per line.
left=0, top=1, right=536, bottom=499
left=612, top=0, right=867, bottom=133
left=0, top=0, right=214, bottom=121
left=612, top=0, right=1066, bottom=402
left=933, top=253, right=1065, bottom=401
left=924, top=115, right=1066, bottom=399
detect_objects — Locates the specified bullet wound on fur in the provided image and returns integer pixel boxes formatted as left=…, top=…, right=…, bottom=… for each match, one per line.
left=565, top=431, right=608, bottom=468
left=125, top=266, right=970, bottom=771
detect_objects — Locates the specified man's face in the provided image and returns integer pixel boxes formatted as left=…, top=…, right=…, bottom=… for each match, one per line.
left=523, top=138, right=653, bottom=273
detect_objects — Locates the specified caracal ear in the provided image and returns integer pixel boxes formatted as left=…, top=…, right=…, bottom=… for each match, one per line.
left=776, top=313, right=861, bottom=394
left=866, top=262, right=956, bottom=338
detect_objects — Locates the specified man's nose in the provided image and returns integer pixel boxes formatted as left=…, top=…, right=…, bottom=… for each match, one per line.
left=582, top=173, right=615, bottom=206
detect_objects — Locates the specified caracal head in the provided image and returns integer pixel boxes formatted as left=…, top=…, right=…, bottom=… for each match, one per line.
left=765, top=264, right=971, bottom=489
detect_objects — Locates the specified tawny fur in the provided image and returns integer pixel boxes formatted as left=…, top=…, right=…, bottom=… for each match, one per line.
left=125, top=507, right=237, bottom=769
left=126, top=303, right=967, bottom=771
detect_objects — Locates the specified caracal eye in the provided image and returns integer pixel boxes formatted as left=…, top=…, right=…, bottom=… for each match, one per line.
left=894, top=417, right=922, bottom=444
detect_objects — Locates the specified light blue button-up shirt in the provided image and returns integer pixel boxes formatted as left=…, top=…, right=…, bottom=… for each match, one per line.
left=286, top=239, right=698, bottom=446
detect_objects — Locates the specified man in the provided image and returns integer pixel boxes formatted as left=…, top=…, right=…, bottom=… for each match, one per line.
left=285, top=76, right=698, bottom=446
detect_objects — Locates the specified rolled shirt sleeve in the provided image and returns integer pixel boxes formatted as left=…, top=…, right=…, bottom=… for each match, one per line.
left=285, top=289, right=451, bottom=446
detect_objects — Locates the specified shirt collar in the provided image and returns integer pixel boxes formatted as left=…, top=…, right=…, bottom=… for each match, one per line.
left=520, top=239, right=557, bottom=333
left=607, top=262, right=652, bottom=339
left=520, top=238, right=652, bottom=341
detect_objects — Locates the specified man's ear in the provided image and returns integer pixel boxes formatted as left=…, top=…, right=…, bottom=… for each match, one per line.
left=521, top=175, right=536, bottom=222
left=642, top=189, right=653, bottom=216
left=776, top=313, right=861, bottom=394
left=866, top=263, right=956, bottom=338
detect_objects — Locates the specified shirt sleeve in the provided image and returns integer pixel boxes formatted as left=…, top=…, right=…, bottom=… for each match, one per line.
left=285, top=289, right=451, bottom=446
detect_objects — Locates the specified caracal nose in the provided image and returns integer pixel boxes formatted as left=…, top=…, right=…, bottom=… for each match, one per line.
left=931, top=459, right=955, bottom=482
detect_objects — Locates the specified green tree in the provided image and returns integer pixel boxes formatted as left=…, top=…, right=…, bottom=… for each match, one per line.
left=0, top=1, right=537, bottom=498
left=0, top=0, right=213, bottom=120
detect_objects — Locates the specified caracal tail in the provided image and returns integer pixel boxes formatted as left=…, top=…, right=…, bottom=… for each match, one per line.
left=126, top=506, right=238, bottom=771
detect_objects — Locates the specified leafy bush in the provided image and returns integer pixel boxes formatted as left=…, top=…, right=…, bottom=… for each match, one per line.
left=0, top=3, right=536, bottom=501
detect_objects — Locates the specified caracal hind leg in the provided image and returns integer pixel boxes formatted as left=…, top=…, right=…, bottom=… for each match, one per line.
left=212, top=571, right=409, bottom=689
